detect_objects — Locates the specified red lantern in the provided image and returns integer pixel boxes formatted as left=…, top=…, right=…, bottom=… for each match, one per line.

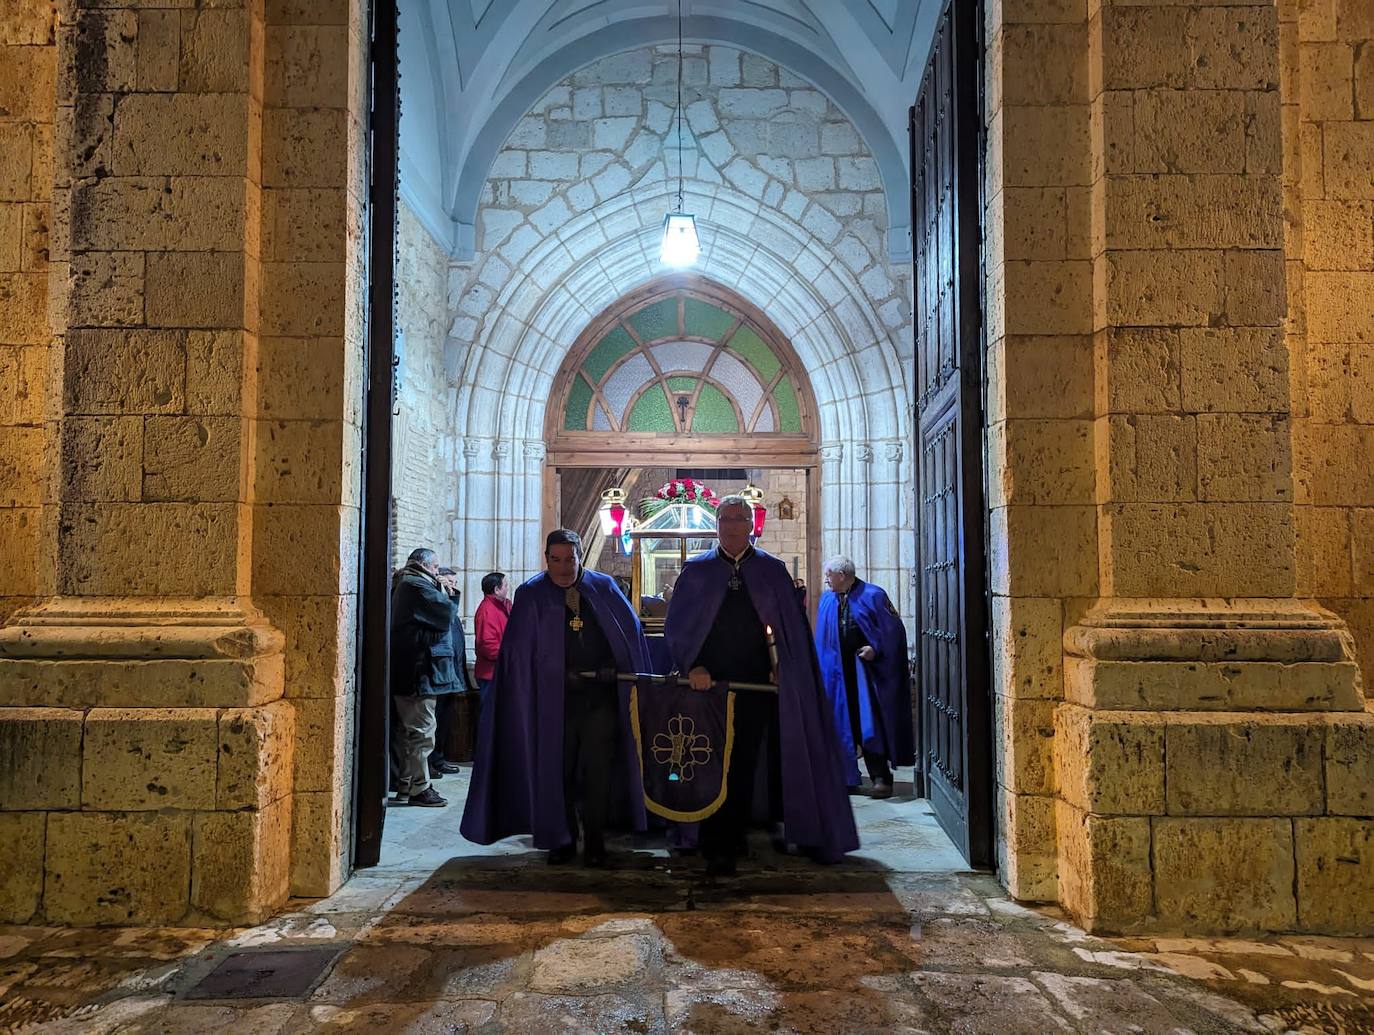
left=598, top=487, right=629, bottom=541
left=739, top=483, right=767, bottom=538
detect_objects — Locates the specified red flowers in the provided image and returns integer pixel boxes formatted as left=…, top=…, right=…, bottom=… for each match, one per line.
left=654, top=478, right=720, bottom=508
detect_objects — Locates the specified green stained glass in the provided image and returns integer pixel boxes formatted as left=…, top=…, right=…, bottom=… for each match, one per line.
left=683, top=298, right=735, bottom=341
left=627, top=386, right=676, bottom=432
left=773, top=377, right=802, bottom=433
left=666, top=376, right=697, bottom=393
left=564, top=373, right=594, bottom=430
left=726, top=326, right=781, bottom=383
left=691, top=383, right=739, bottom=433
left=627, top=297, right=678, bottom=343
left=582, top=326, right=637, bottom=385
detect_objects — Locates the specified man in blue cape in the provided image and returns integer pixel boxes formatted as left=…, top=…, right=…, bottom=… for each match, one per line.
left=816, top=556, right=914, bottom=798
left=460, top=528, right=651, bottom=866
left=665, top=496, right=858, bottom=874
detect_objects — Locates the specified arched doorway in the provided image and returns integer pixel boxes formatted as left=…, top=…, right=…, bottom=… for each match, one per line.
left=542, top=274, right=823, bottom=604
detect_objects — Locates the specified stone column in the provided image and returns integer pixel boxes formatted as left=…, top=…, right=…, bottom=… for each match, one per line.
left=1055, top=0, right=1371, bottom=933
left=984, top=0, right=1097, bottom=904
left=818, top=442, right=843, bottom=564
left=0, top=0, right=295, bottom=925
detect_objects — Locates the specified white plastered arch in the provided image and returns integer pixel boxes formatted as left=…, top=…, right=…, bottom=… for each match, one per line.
left=449, top=171, right=915, bottom=624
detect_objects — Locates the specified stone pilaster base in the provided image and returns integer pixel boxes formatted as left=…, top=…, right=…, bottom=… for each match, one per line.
left=0, top=599, right=293, bottom=925
left=1058, top=599, right=1372, bottom=935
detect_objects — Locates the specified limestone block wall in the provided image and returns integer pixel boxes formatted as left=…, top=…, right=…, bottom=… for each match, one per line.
left=1285, top=1, right=1374, bottom=694
left=249, top=0, right=370, bottom=901
left=393, top=200, right=458, bottom=569
left=982, top=0, right=1096, bottom=904
left=988, top=0, right=1372, bottom=936
left=0, top=0, right=369, bottom=924
left=0, top=0, right=55, bottom=626
left=437, top=45, right=914, bottom=617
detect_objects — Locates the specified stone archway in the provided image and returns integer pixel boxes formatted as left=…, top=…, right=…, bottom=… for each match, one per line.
left=541, top=275, right=825, bottom=596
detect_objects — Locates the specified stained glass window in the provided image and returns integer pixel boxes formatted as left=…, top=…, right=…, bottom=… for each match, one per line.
left=560, top=290, right=809, bottom=436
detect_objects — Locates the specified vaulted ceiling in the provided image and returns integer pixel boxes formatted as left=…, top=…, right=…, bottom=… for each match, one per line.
left=399, top=0, right=943, bottom=258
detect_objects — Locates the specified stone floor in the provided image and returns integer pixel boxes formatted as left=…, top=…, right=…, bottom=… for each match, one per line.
left=3, top=774, right=1374, bottom=1033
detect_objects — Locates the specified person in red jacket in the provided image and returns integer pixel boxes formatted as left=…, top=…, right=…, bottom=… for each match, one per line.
left=473, top=570, right=512, bottom=708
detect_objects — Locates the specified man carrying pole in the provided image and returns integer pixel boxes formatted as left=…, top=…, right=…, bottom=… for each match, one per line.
left=663, top=495, right=858, bottom=875
left=461, top=529, right=650, bottom=867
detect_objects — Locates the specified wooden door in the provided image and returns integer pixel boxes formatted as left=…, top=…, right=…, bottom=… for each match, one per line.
left=910, top=0, right=992, bottom=868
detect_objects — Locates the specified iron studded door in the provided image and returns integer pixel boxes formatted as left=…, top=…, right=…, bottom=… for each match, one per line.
left=910, top=0, right=992, bottom=868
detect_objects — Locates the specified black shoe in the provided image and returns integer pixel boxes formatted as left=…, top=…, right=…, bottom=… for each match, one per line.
left=870, top=778, right=894, bottom=799
left=427, top=766, right=445, bottom=780
left=430, top=759, right=461, bottom=774
left=583, top=833, right=607, bottom=868
left=704, top=856, right=737, bottom=878
left=406, top=786, right=447, bottom=807
left=548, top=844, right=577, bottom=865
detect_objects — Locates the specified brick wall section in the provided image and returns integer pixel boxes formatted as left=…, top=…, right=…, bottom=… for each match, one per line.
left=393, top=200, right=458, bottom=571
left=0, top=0, right=56, bottom=624
left=1287, top=0, right=1374, bottom=687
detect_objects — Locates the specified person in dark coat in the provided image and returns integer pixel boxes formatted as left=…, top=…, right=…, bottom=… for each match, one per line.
left=816, top=556, right=914, bottom=799
left=390, top=547, right=457, bottom=807
left=461, top=529, right=651, bottom=866
left=428, top=567, right=476, bottom=778
left=665, top=496, right=858, bottom=876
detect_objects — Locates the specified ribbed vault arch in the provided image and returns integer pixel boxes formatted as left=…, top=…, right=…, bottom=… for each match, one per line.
left=449, top=173, right=914, bottom=620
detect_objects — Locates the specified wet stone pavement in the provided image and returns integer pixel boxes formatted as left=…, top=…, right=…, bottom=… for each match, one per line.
left=3, top=786, right=1374, bottom=1033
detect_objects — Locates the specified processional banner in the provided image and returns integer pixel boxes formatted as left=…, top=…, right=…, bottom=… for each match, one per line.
left=628, top=681, right=735, bottom=822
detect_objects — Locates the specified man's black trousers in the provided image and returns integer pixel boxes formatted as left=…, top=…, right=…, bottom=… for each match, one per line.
left=700, top=689, right=781, bottom=863
left=562, top=685, right=618, bottom=851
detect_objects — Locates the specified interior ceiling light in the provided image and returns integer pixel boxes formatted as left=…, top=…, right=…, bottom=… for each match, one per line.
left=660, top=0, right=699, bottom=268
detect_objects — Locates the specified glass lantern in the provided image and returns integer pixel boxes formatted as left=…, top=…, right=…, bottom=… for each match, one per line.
left=627, top=500, right=718, bottom=631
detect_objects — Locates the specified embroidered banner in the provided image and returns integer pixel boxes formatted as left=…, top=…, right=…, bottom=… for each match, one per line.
left=628, top=682, right=735, bottom=822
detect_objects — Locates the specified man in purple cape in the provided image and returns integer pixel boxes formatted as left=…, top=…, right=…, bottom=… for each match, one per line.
left=816, top=556, right=914, bottom=798
left=460, top=529, right=650, bottom=866
left=665, top=496, right=858, bottom=873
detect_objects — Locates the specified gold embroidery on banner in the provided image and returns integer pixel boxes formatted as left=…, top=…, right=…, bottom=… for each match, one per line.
left=651, top=714, right=713, bottom=782
left=628, top=684, right=735, bottom=823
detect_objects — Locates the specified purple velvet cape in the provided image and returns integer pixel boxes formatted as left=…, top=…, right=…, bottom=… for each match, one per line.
left=816, top=580, right=915, bottom=786
left=663, top=546, right=859, bottom=862
left=459, top=568, right=651, bottom=849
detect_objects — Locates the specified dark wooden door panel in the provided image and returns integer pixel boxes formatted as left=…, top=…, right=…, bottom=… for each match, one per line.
left=911, top=0, right=992, bottom=869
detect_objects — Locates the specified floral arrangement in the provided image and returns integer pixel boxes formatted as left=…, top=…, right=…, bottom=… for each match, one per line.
left=641, top=477, right=720, bottom=517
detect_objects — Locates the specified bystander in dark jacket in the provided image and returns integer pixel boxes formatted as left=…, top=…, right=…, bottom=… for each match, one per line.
left=428, top=567, right=476, bottom=776
left=389, top=548, right=456, bottom=806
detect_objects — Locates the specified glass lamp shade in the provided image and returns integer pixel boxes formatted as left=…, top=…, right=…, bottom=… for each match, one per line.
left=751, top=503, right=767, bottom=538
left=660, top=211, right=700, bottom=267
left=598, top=502, right=627, bottom=538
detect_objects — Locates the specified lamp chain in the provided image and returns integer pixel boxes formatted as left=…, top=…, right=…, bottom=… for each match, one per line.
left=676, top=0, right=684, bottom=211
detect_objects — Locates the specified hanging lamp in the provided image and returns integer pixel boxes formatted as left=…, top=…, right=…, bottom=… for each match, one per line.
left=659, top=0, right=699, bottom=267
